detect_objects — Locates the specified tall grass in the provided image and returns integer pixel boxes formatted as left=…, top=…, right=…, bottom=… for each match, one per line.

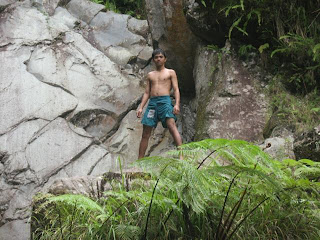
left=267, top=77, right=320, bottom=134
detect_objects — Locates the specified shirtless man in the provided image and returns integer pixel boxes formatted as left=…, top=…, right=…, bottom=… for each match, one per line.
left=137, top=48, right=182, bottom=159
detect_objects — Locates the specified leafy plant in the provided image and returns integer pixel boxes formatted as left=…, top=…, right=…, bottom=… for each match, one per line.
left=90, top=0, right=146, bottom=19
left=104, top=0, right=119, bottom=13
left=32, top=139, right=320, bottom=239
left=267, top=77, right=320, bottom=133
left=196, top=0, right=320, bottom=94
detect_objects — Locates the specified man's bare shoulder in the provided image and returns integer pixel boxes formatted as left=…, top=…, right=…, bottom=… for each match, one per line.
left=167, top=69, right=177, bottom=78
left=147, top=70, right=157, bottom=75
left=146, top=71, right=157, bottom=79
left=166, top=68, right=175, bottom=72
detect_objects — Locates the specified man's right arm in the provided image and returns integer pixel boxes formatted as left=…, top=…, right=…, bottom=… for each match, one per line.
left=137, top=75, right=151, bottom=118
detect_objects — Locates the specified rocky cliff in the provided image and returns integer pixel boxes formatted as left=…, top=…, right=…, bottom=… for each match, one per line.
left=0, top=0, right=175, bottom=237
left=0, top=0, right=319, bottom=239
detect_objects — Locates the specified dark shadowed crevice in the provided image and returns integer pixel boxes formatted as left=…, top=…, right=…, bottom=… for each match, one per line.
left=58, top=105, right=78, bottom=120
left=100, top=96, right=142, bottom=142
left=70, top=109, right=116, bottom=128
left=0, top=151, right=9, bottom=164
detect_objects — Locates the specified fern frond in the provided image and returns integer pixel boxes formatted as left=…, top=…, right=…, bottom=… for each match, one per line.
left=294, top=166, right=320, bottom=179
left=115, top=224, right=141, bottom=240
left=48, top=194, right=104, bottom=213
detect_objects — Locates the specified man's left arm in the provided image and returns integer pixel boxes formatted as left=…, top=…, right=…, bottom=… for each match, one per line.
left=171, top=70, right=180, bottom=115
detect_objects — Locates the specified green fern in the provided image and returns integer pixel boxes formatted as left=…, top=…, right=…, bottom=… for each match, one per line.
left=32, top=138, right=320, bottom=239
left=48, top=194, right=105, bottom=213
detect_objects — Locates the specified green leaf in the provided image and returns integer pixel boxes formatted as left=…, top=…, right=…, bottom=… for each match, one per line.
left=259, top=43, right=269, bottom=53
left=229, top=16, right=243, bottom=39
left=48, top=194, right=105, bottom=213
left=312, top=43, right=320, bottom=54
left=240, top=0, right=244, bottom=10
left=299, top=159, right=319, bottom=166
left=271, top=48, right=286, bottom=58
left=282, top=158, right=301, bottom=167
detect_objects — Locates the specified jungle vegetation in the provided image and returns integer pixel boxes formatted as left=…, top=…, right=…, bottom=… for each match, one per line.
left=196, top=0, right=320, bottom=133
left=197, top=0, right=320, bottom=95
left=32, top=139, right=320, bottom=239
left=31, top=1, right=320, bottom=239
left=91, top=0, right=146, bottom=19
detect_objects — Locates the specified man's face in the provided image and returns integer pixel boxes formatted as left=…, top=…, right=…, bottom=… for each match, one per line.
left=153, top=53, right=166, bottom=66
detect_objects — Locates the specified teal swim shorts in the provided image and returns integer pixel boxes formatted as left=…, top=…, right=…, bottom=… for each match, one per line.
left=141, top=95, right=177, bottom=128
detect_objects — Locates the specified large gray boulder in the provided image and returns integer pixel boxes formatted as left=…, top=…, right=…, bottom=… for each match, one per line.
left=0, top=219, right=30, bottom=240
left=0, top=47, right=78, bottom=135
left=0, top=0, right=156, bottom=237
left=28, top=30, right=143, bottom=106
left=193, top=43, right=268, bottom=142
left=88, top=11, right=152, bottom=67
left=0, top=5, right=52, bottom=46
left=25, top=118, right=93, bottom=181
left=66, top=0, right=104, bottom=23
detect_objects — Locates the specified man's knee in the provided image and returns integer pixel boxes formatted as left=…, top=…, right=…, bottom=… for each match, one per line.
left=166, top=118, right=176, bottom=130
left=142, top=126, right=152, bottom=139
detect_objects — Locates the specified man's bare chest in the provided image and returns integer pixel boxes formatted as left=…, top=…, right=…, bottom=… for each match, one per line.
left=150, top=74, right=171, bottom=85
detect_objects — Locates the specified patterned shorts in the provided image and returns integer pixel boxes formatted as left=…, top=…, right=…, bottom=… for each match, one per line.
left=141, top=95, right=177, bottom=128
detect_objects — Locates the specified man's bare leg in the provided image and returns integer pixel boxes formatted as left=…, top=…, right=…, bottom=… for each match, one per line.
left=138, top=125, right=153, bottom=159
left=166, top=118, right=183, bottom=159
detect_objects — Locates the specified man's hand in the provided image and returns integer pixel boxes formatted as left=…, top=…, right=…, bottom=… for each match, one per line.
left=173, top=105, right=180, bottom=115
left=137, top=108, right=143, bottom=118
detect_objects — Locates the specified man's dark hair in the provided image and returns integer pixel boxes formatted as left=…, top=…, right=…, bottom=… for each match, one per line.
left=152, top=48, right=166, bottom=59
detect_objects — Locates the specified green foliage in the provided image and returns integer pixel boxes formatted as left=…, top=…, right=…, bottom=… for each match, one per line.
left=104, top=0, right=119, bottom=13
left=91, top=0, right=146, bottom=19
left=267, top=77, right=320, bottom=133
left=32, top=139, right=320, bottom=239
left=48, top=194, right=105, bottom=213
left=200, top=0, right=320, bottom=94
left=271, top=33, right=320, bottom=93
left=238, top=44, right=256, bottom=59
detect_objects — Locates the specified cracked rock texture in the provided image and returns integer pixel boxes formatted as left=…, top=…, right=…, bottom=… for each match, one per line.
left=0, top=0, right=172, bottom=238
left=193, top=43, right=268, bottom=142
left=1, top=0, right=318, bottom=239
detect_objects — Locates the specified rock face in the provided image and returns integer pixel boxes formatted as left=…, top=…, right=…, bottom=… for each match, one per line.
left=260, top=136, right=295, bottom=160
left=183, top=0, right=227, bottom=46
left=145, top=0, right=198, bottom=97
left=294, top=125, right=320, bottom=161
left=193, top=43, right=268, bottom=142
left=1, top=0, right=318, bottom=238
left=0, top=0, right=175, bottom=238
